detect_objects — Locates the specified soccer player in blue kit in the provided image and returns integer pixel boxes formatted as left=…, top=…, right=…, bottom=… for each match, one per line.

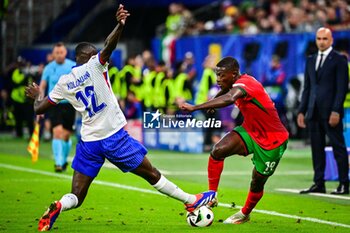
left=25, top=4, right=215, bottom=231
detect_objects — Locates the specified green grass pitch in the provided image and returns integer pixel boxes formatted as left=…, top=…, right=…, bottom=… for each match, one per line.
left=0, top=136, right=349, bottom=232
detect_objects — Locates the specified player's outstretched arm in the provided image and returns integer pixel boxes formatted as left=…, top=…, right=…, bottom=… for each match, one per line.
left=100, top=4, right=130, bottom=63
left=180, top=87, right=243, bottom=112
left=213, top=88, right=229, bottom=99
left=206, top=88, right=230, bottom=113
left=25, top=83, right=53, bottom=114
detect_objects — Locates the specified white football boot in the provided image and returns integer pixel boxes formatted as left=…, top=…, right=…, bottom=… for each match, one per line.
left=223, top=210, right=250, bottom=224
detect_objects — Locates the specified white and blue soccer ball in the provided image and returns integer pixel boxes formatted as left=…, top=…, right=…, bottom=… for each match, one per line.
left=186, top=206, right=214, bottom=227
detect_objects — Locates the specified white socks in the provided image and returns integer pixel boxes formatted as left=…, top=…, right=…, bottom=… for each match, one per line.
left=59, top=193, right=78, bottom=212
left=152, top=175, right=196, bottom=204
left=58, top=177, right=196, bottom=211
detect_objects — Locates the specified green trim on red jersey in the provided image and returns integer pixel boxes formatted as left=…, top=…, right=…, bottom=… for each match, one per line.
left=236, top=86, right=247, bottom=97
left=250, top=98, right=268, bottom=114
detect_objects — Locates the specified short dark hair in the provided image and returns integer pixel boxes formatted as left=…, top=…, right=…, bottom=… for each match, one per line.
left=216, top=57, right=240, bottom=72
left=75, top=42, right=97, bottom=56
left=54, top=42, right=65, bottom=48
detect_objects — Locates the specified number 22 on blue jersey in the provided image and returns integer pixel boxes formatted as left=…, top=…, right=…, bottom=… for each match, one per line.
left=76, top=86, right=106, bottom=117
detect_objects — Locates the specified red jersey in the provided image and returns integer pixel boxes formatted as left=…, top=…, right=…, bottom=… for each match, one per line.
left=233, top=74, right=289, bottom=150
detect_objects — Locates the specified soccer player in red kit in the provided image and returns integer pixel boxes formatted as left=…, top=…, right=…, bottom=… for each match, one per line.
left=180, top=57, right=289, bottom=224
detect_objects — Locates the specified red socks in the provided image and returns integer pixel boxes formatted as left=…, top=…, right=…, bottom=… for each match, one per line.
left=241, top=190, right=264, bottom=215
left=208, top=155, right=264, bottom=215
left=208, top=156, right=224, bottom=192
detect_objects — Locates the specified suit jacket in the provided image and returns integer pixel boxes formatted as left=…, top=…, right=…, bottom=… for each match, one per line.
left=299, top=49, right=349, bottom=120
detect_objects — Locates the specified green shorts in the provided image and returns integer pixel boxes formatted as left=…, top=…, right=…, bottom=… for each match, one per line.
left=234, top=126, right=288, bottom=176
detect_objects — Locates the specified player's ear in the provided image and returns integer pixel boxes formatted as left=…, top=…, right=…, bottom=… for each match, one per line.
left=232, top=71, right=237, bottom=78
left=232, top=71, right=239, bottom=80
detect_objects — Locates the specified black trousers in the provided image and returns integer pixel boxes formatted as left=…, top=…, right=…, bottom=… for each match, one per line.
left=308, top=115, right=349, bottom=185
left=13, top=102, right=34, bottom=137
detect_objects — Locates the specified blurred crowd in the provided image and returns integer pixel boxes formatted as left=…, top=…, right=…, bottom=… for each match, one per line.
left=0, top=57, right=45, bottom=136
left=161, top=0, right=350, bottom=65
left=162, top=0, right=350, bottom=37
left=0, top=47, right=297, bottom=150
left=97, top=50, right=247, bottom=150
left=2, top=0, right=350, bottom=148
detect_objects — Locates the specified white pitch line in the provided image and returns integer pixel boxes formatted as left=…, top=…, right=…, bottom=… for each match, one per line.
left=146, top=154, right=312, bottom=159
left=159, top=170, right=314, bottom=176
left=276, top=188, right=350, bottom=200
left=219, top=203, right=350, bottom=228
left=68, top=158, right=313, bottom=176
left=0, top=163, right=161, bottom=195
left=0, top=163, right=349, bottom=229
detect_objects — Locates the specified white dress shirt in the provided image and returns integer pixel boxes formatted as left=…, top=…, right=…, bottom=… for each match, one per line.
left=315, top=46, right=332, bottom=70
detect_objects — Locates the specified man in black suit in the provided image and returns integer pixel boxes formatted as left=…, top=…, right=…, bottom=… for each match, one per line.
left=298, top=27, right=349, bottom=195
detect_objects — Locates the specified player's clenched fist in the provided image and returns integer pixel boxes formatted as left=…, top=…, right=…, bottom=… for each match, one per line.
left=116, top=4, right=130, bottom=25
left=25, top=82, right=40, bottom=100
left=179, top=103, right=195, bottom=112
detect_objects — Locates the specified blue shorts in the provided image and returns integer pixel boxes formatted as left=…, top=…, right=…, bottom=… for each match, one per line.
left=72, top=128, right=147, bottom=178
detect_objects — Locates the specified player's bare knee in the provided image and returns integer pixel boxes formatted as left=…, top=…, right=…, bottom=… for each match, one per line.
left=137, top=166, right=161, bottom=185
left=211, top=144, right=225, bottom=160
left=149, top=167, right=161, bottom=183
left=250, top=178, right=266, bottom=192
left=62, top=134, right=70, bottom=141
left=250, top=183, right=263, bottom=192
left=62, top=129, right=71, bottom=140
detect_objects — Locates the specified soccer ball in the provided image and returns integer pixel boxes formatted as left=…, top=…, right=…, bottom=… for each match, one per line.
left=186, top=206, right=214, bottom=227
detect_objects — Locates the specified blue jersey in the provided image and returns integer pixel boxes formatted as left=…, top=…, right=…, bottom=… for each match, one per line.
left=42, top=59, right=75, bottom=103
